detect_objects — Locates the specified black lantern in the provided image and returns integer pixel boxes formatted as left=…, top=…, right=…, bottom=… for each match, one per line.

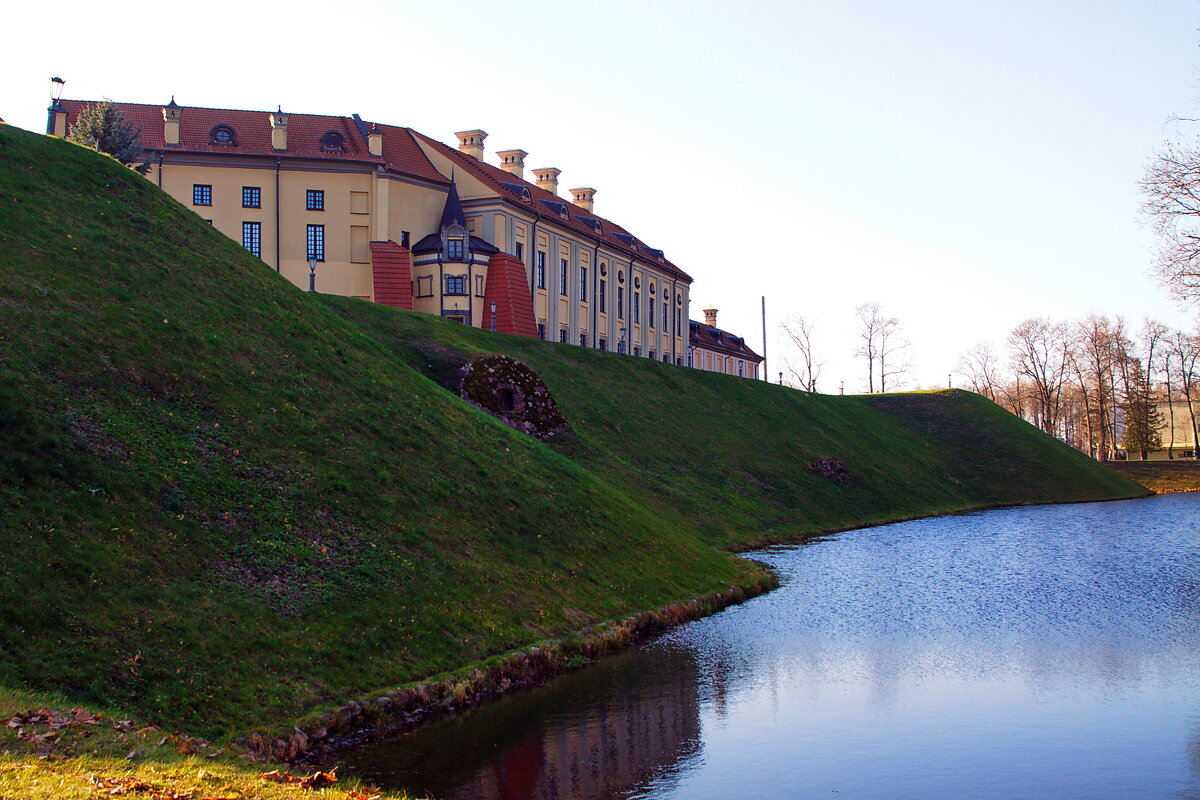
left=50, top=76, right=65, bottom=106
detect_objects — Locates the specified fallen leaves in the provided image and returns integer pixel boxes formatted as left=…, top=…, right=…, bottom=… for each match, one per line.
left=87, top=773, right=241, bottom=798
left=258, top=768, right=337, bottom=788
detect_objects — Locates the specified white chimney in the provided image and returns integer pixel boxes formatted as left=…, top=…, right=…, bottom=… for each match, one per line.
left=455, top=129, right=488, bottom=160
left=570, top=187, right=596, bottom=214
left=533, top=167, right=561, bottom=196
left=497, top=149, right=528, bottom=179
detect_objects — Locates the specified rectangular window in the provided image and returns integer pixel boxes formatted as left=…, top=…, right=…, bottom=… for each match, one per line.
left=560, top=259, right=568, bottom=296
left=649, top=300, right=655, bottom=329
left=515, top=242, right=525, bottom=260
left=664, top=300, right=669, bottom=331
left=193, top=184, right=212, bottom=206
left=579, top=332, right=587, bottom=347
left=447, top=237, right=464, bottom=260
left=536, top=252, right=546, bottom=289
left=306, top=224, right=325, bottom=261
left=618, top=287, right=624, bottom=319
left=650, top=349, right=657, bottom=361
left=599, top=279, right=607, bottom=313
left=634, top=291, right=640, bottom=323
left=559, top=328, right=568, bottom=343
left=634, top=346, right=641, bottom=357
left=475, top=274, right=486, bottom=297
left=580, top=267, right=588, bottom=302
left=306, top=189, right=325, bottom=211
left=599, top=338, right=607, bottom=351
left=401, top=231, right=411, bottom=248
left=676, top=308, right=681, bottom=330
left=537, top=323, right=546, bottom=340
left=416, top=275, right=434, bottom=297
left=241, top=222, right=261, bottom=257
left=351, top=225, right=370, bottom=263
left=446, top=275, right=466, bottom=295
left=242, top=186, right=261, bottom=208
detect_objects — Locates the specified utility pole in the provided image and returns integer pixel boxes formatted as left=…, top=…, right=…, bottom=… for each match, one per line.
left=761, top=295, right=768, bottom=381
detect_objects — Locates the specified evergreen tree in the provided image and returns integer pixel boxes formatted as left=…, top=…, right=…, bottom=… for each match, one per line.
left=67, top=100, right=149, bottom=173
left=1121, top=360, right=1163, bottom=459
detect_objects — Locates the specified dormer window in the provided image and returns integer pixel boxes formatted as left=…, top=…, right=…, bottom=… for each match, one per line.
left=209, top=125, right=237, bottom=146
left=447, top=236, right=465, bottom=260
left=319, top=131, right=345, bottom=152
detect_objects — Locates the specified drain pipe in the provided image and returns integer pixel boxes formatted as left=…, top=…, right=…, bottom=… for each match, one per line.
left=274, top=158, right=282, bottom=272
left=591, top=242, right=601, bottom=348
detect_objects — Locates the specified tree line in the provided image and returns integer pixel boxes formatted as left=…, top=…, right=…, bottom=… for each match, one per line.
left=957, top=317, right=1200, bottom=460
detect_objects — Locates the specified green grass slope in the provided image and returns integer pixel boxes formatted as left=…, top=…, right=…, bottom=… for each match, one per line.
left=322, top=300, right=1146, bottom=548
left=0, top=127, right=754, bottom=739
left=0, top=125, right=1145, bottom=743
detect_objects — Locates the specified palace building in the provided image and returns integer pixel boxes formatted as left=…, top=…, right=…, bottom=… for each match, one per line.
left=48, top=97, right=761, bottom=375
left=690, top=308, right=763, bottom=379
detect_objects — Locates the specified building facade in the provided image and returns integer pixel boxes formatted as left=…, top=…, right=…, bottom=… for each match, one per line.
left=1119, top=400, right=1199, bottom=461
left=689, top=308, right=763, bottom=379
left=49, top=98, right=762, bottom=375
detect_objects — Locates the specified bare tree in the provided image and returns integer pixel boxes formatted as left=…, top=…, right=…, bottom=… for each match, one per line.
left=779, top=314, right=822, bottom=392
left=854, top=302, right=908, bottom=392
left=1008, top=317, right=1070, bottom=436
left=1141, top=136, right=1200, bottom=304
left=855, top=303, right=883, bottom=393
left=957, top=342, right=1002, bottom=402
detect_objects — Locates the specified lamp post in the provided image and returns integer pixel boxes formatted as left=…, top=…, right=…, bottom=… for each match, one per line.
left=46, top=76, right=66, bottom=135
left=308, top=258, right=316, bottom=292
left=618, top=326, right=627, bottom=355
left=490, top=300, right=497, bottom=332
left=779, top=372, right=783, bottom=386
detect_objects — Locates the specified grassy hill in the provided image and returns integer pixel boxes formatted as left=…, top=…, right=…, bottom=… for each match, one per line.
left=0, top=124, right=1145, bottom=750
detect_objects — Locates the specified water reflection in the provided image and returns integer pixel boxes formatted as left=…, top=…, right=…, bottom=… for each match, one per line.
left=345, top=494, right=1200, bottom=800
left=347, top=645, right=702, bottom=800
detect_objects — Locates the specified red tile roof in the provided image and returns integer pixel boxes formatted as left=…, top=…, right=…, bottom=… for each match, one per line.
left=57, top=100, right=448, bottom=186
left=370, top=240, right=414, bottom=309
left=690, top=320, right=763, bottom=361
left=59, top=99, right=691, bottom=284
left=409, top=131, right=693, bottom=284
left=483, top=253, right=539, bottom=338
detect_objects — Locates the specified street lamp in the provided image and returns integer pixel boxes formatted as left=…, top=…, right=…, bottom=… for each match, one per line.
left=618, top=326, right=627, bottom=355
left=490, top=300, right=497, bottom=332
left=308, top=258, right=317, bottom=292
left=46, top=77, right=66, bottom=135
left=779, top=372, right=783, bottom=385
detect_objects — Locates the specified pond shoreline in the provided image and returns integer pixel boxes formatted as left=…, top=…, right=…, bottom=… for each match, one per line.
left=258, top=491, right=1150, bottom=767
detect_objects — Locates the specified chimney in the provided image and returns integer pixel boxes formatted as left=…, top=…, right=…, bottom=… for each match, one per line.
left=496, top=149, right=528, bottom=180
left=269, top=107, right=289, bottom=151
left=455, top=129, right=488, bottom=160
left=533, top=167, right=561, bottom=196
left=570, top=187, right=596, bottom=214
left=162, top=97, right=182, bottom=146
left=368, top=125, right=383, bottom=157
left=703, top=308, right=718, bottom=327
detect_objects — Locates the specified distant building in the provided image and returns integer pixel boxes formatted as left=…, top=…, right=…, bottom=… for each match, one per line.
left=689, top=308, right=763, bottom=380
left=1119, top=400, right=1199, bottom=460
left=49, top=98, right=691, bottom=360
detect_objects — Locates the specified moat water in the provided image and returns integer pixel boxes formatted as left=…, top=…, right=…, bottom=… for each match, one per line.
left=342, top=493, right=1200, bottom=799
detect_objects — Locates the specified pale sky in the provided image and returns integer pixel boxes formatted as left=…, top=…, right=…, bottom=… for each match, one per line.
left=3, top=0, right=1199, bottom=391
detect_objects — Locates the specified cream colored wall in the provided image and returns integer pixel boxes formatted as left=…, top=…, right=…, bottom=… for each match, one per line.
left=153, top=162, right=277, bottom=260
left=277, top=169, right=375, bottom=297
left=411, top=140, right=495, bottom=200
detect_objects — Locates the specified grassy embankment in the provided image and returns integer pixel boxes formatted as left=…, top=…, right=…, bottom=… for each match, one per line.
left=0, top=125, right=1146, bottom=795
left=1108, top=460, right=1200, bottom=493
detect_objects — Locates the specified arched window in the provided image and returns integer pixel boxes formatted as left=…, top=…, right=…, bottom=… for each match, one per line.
left=319, top=131, right=346, bottom=152
left=209, top=125, right=237, bottom=145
